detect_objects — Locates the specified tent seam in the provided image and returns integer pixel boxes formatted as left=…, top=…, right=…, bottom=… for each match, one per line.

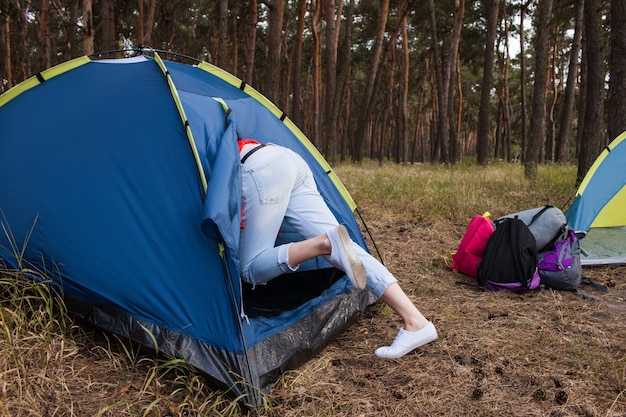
left=153, top=52, right=208, bottom=194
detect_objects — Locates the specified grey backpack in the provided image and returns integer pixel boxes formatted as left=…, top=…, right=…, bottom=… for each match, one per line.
left=498, top=205, right=566, bottom=252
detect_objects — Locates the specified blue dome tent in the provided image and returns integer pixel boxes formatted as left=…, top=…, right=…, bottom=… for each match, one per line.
left=0, top=51, right=373, bottom=404
left=565, top=131, right=626, bottom=265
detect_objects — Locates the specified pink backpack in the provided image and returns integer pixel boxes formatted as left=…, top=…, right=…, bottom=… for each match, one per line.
left=451, top=213, right=495, bottom=278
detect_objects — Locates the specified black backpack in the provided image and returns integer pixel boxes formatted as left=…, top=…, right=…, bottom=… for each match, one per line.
left=478, top=217, right=540, bottom=292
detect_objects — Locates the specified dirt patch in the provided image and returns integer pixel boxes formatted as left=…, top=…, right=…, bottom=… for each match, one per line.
left=268, top=221, right=626, bottom=417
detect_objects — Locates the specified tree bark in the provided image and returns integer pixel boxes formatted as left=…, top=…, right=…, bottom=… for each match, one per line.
left=100, top=0, right=116, bottom=51
left=82, top=0, right=94, bottom=55
left=243, top=0, right=257, bottom=85
left=37, top=0, right=50, bottom=71
left=353, top=0, right=390, bottom=162
left=608, top=0, right=626, bottom=141
left=264, top=0, right=285, bottom=105
left=446, top=0, right=465, bottom=164
left=382, top=50, right=395, bottom=163
left=335, top=0, right=354, bottom=162
left=1, top=6, right=11, bottom=90
left=63, top=0, right=79, bottom=60
left=412, top=81, right=427, bottom=162
left=525, top=0, right=553, bottom=179
left=427, top=0, right=446, bottom=162
left=399, top=15, right=409, bottom=164
left=230, top=0, right=240, bottom=75
left=555, top=0, right=583, bottom=163
left=576, top=20, right=588, bottom=161
left=138, top=0, right=144, bottom=44
left=323, top=0, right=339, bottom=164
left=363, top=0, right=413, bottom=162
left=144, top=0, right=157, bottom=46
left=577, top=0, right=606, bottom=183
left=519, top=1, right=530, bottom=163
left=291, top=0, right=307, bottom=129
left=311, top=0, right=322, bottom=147
left=218, top=0, right=228, bottom=69
left=476, top=0, right=500, bottom=165
left=17, top=3, right=30, bottom=80
left=545, top=34, right=558, bottom=162
left=497, top=1, right=512, bottom=161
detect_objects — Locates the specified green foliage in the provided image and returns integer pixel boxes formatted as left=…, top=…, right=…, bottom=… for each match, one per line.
left=1, top=0, right=596, bottom=165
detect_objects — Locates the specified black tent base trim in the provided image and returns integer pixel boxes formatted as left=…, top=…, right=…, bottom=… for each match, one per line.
left=64, top=276, right=374, bottom=407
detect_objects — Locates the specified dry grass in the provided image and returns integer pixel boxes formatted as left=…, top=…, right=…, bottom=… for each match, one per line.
left=1, top=160, right=624, bottom=416
left=269, top=160, right=625, bottom=417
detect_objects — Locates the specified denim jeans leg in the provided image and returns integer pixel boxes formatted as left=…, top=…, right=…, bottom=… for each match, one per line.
left=239, top=145, right=397, bottom=296
left=239, top=147, right=298, bottom=284
left=282, top=149, right=397, bottom=297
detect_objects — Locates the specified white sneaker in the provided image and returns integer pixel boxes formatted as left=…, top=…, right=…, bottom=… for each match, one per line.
left=326, top=225, right=366, bottom=290
left=375, top=322, right=438, bottom=359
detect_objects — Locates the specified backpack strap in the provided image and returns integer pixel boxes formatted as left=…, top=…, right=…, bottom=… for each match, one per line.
left=527, top=205, right=553, bottom=226
left=477, top=264, right=486, bottom=291
left=581, top=275, right=608, bottom=292
left=570, top=275, right=608, bottom=301
left=574, top=289, right=597, bottom=301
left=529, top=205, right=567, bottom=252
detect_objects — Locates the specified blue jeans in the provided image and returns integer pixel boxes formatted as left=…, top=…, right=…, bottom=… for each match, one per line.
left=239, top=144, right=396, bottom=297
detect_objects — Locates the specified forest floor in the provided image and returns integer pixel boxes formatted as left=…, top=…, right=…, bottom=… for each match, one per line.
left=2, top=162, right=624, bottom=417
left=268, top=216, right=626, bottom=417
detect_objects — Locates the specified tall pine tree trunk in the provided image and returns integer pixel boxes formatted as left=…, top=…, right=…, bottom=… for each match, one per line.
left=264, top=0, right=285, bottom=105
left=545, top=35, right=558, bottom=162
left=353, top=0, right=390, bottom=161
left=37, top=0, right=50, bottom=71
left=144, top=0, right=157, bottom=46
left=335, top=0, right=354, bottom=161
left=323, top=0, right=341, bottom=164
left=577, top=0, right=606, bottom=182
left=217, top=0, right=229, bottom=69
left=311, top=0, right=322, bottom=147
left=291, top=0, right=307, bottom=128
left=138, top=0, right=144, bottom=44
left=608, top=0, right=626, bottom=141
left=1, top=8, right=11, bottom=90
left=446, top=0, right=464, bottom=164
left=499, top=3, right=513, bottom=162
left=476, top=0, right=499, bottom=165
left=399, top=15, right=409, bottom=164
left=519, top=1, right=530, bottom=163
left=243, top=0, right=257, bottom=85
left=525, top=0, right=553, bottom=179
left=556, top=0, right=583, bottom=162
left=230, top=0, right=240, bottom=76
left=428, top=0, right=447, bottom=162
left=65, top=0, right=79, bottom=60
left=100, top=0, right=116, bottom=51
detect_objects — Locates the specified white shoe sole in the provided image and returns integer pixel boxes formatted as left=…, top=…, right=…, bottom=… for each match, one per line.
left=330, top=225, right=367, bottom=290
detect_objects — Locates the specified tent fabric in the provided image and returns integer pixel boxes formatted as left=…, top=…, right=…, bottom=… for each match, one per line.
left=565, top=131, right=626, bottom=265
left=576, top=227, right=626, bottom=265
left=0, top=52, right=373, bottom=404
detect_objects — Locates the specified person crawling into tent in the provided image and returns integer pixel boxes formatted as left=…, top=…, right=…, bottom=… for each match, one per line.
left=238, top=139, right=438, bottom=359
